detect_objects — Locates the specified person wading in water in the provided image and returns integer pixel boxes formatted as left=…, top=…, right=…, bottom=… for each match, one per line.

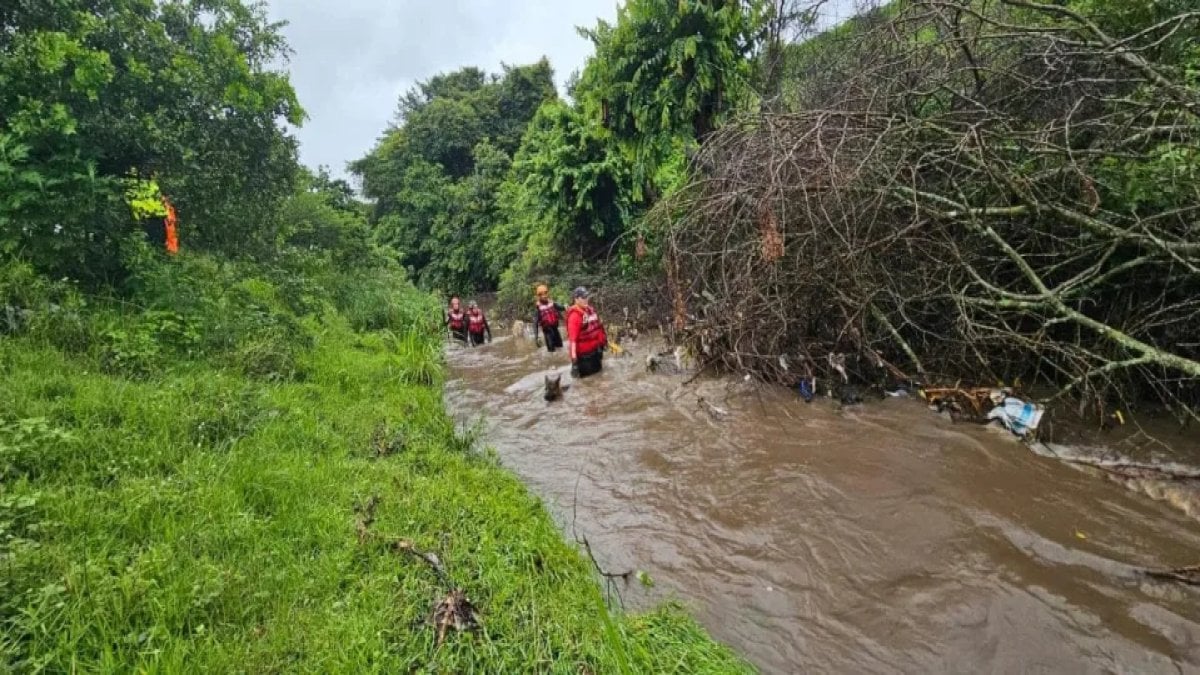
left=566, top=287, right=607, bottom=378
left=466, top=301, right=492, bottom=347
left=532, top=284, right=566, bottom=353
left=445, top=296, right=468, bottom=344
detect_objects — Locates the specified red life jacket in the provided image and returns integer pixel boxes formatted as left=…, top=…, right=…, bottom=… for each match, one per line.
left=467, top=311, right=487, bottom=334
left=536, top=301, right=560, bottom=328
left=568, top=305, right=606, bottom=355
left=447, top=310, right=465, bottom=330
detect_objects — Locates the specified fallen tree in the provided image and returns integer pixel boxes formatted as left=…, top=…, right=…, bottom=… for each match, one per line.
left=655, top=0, right=1200, bottom=426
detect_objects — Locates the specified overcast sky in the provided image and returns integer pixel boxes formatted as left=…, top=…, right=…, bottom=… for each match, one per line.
left=264, top=0, right=866, bottom=180
left=265, top=0, right=621, bottom=178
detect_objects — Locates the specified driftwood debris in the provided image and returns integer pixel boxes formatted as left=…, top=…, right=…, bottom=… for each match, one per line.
left=1029, top=442, right=1200, bottom=483
left=391, top=539, right=483, bottom=646
left=351, top=497, right=484, bottom=648
left=919, top=387, right=995, bottom=416
left=697, top=396, right=729, bottom=420
left=571, top=474, right=634, bottom=608
left=654, top=0, right=1200, bottom=427
left=430, top=588, right=481, bottom=646
left=392, top=538, right=452, bottom=585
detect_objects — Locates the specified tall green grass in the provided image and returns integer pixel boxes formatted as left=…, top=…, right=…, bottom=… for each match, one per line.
left=0, top=257, right=749, bottom=672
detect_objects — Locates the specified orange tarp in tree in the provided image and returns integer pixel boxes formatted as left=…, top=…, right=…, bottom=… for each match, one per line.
left=163, top=197, right=178, bottom=255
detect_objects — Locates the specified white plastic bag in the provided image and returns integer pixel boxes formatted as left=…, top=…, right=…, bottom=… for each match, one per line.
left=987, top=396, right=1045, bottom=437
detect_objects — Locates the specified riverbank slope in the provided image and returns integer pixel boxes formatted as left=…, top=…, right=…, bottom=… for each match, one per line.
left=0, top=257, right=747, bottom=672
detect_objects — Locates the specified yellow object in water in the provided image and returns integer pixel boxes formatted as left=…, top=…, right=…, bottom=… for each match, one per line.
left=609, top=342, right=624, bottom=354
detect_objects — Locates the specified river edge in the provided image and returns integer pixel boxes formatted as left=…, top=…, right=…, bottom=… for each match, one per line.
left=0, top=312, right=750, bottom=672
left=447, top=329, right=1200, bottom=673
left=493, top=288, right=1200, bottom=516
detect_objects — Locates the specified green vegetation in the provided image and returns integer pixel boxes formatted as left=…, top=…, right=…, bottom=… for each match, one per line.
left=0, top=0, right=303, bottom=283
left=351, top=62, right=558, bottom=292
left=0, top=254, right=747, bottom=671
left=8, top=0, right=1193, bottom=668
left=353, top=0, right=764, bottom=304
left=1, top=1, right=747, bottom=671
left=351, top=0, right=1198, bottom=339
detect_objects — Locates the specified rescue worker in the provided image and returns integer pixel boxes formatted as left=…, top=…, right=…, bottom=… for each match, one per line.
left=566, top=287, right=607, bottom=378
left=445, top=296, right=468, bottom=344
left=532, top=284, right=566, bottom=353
left=466, top=301, right=492, bottom=347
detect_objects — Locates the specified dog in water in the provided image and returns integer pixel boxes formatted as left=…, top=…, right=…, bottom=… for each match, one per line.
left=511, top=320, right=527, bottom=339
left=543, top=373, right=568, bottom=401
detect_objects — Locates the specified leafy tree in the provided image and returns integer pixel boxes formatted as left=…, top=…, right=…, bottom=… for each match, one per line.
left=354, top=62, right=556, bottom=290
left=574, top=0, right=760, bottom=194
left=402, top=97, right=485, bottom=179
left=356, top=5, right=763, bottom=293
left=490, top=101, right=640, bottom=279
left=396, top=67, right=489, bottom=123
left=491, top=60, right=558, bottom=155
left=0, top=0, right=303, bottom=284
left=418, top=140, right=512, bottom=290
left=279, top=167, right=372, bottom=267
left=308, top=166, right=360, bottom=215
left=371, top=155, right=452, bottom=275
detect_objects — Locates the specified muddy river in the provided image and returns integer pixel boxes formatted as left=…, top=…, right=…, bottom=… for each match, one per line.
left=445, top=333, right=1200, bottom=673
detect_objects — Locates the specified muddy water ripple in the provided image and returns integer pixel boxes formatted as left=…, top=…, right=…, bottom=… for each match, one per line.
left=445, top=335, right=1200, bottom=673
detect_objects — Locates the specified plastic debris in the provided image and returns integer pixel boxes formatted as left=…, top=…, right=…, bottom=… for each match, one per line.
left=796, top=377, right=815, bottom=403
left=827, top=353, right=849, bottom=383
left=986, top=392, right=1045, bottom=437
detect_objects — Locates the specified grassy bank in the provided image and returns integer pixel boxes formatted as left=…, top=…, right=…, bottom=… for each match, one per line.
left=0, top=257, right=748, bottom=672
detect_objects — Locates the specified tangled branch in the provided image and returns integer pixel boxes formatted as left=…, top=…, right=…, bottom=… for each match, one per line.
left=655, top=0, right=1200, bottom=427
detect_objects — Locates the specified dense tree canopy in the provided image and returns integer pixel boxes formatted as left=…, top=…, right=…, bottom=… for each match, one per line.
left=574, top=0, right=759, bottom=192
left=352, top=60, right=557, bottom=290
left=488, top=100, right=641, bottom=280
left=0, top=0, right=304, bottom=285
left=353, top=1, right=763, bottom=295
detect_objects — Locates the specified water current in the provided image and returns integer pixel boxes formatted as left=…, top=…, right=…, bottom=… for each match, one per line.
left=444, top=332, right=1200, bottom=673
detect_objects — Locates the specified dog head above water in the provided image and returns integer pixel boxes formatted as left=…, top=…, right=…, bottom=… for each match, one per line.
left=543, top=373, right=566, bottom=401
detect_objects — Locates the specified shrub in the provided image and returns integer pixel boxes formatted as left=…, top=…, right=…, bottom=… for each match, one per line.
left=0, top=260, right=91, bottom=350
left=328, top=266, right=440, bottom=336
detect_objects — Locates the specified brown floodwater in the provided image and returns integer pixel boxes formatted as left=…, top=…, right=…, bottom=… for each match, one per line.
left=444, top=332, right=1200, bottom=674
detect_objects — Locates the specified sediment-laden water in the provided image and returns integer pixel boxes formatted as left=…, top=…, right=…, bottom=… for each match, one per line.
left=446, top=334, right=1200, bottom=673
